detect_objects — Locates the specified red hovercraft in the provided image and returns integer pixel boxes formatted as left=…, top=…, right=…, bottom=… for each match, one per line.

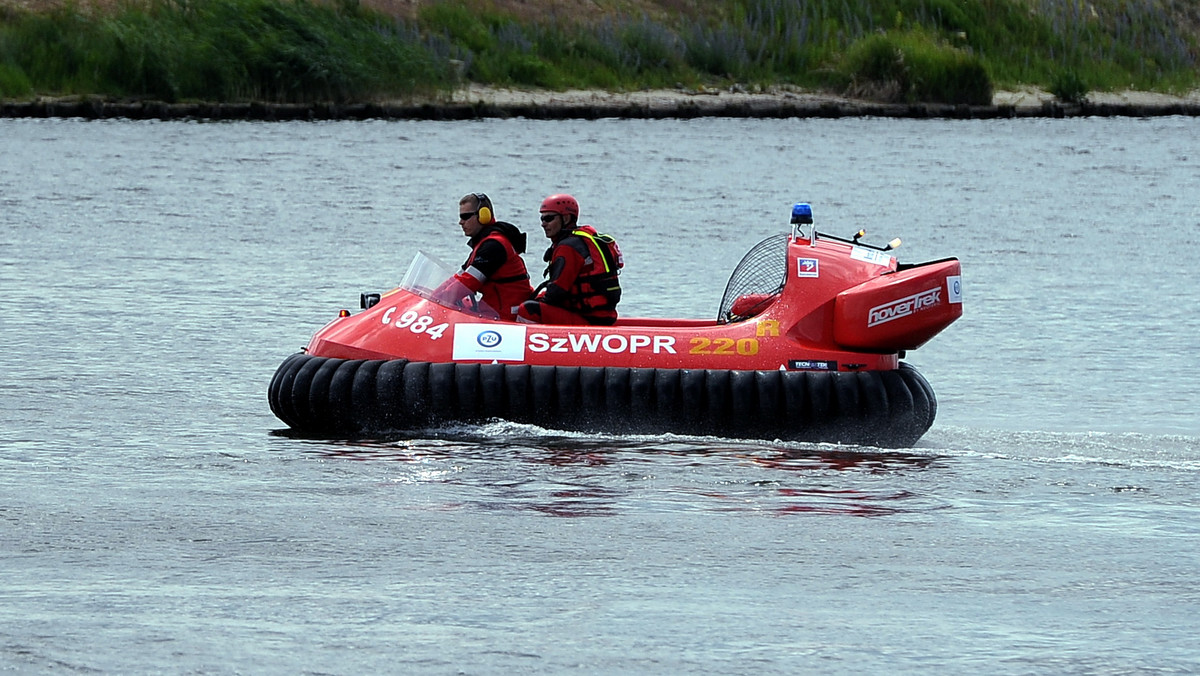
left=269, top=203, right=962, bottom=447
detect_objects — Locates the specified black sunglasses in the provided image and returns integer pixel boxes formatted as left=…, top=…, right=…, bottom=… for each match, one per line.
left=540, top=213, right=559, bottom=223
left=459, top=211, right=477, bottom=221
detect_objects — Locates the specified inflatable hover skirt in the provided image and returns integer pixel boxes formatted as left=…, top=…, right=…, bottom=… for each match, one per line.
left=269, top=205, right=963, bottom=448
left=269, top=355, right=937, bottom=447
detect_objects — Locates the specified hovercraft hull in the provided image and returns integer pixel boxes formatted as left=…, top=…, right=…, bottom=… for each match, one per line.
left=269, top=207, right=961, bottom=448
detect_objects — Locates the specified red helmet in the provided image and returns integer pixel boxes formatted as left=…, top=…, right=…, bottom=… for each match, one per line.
left=540, top=193, right=579, bottom=217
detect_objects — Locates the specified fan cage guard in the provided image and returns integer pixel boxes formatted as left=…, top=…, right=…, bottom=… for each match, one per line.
left=717, top=233, right=790, bottom=323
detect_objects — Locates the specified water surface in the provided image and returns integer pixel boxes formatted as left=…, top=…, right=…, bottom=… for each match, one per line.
left=2, top=116, right=1198, bottom=673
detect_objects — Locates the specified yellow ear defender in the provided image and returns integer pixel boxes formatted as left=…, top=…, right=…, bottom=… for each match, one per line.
left=473, top=192, right=493, bottom=225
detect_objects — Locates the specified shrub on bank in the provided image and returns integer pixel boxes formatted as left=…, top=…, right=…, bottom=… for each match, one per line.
left=1050, top=69, right=1089, bottom=103
left=842, top=32, right=993, bottom=105
left=0, top=60, right=31, bottom=97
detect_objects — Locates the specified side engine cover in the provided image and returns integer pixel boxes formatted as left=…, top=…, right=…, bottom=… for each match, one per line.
left=833, top=259, right=962, bottom=351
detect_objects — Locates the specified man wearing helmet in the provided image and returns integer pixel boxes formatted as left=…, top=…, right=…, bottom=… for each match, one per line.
left=436, top=192, right=533, bottom=321
left=517, top=193, right=623, bottom=326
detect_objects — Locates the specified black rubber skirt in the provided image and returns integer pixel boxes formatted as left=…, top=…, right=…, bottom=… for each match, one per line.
left=268, top=353, right=938, bottom=447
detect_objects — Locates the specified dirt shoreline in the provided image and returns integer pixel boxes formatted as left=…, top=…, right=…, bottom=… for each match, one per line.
left=4, top=85, right=1200, bottom=120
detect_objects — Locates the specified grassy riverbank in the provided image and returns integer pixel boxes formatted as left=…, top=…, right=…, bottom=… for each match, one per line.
left=1, top=0, right=1197, bottom=105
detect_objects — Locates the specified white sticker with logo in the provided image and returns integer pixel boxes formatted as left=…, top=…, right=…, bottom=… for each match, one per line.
left=946, top=275, right=963, bottom=303
left=850, top=246, right=893, bottom=267
left=452, top=323, right=527, bottom=361
left=796, top=257, right=819, bottom=278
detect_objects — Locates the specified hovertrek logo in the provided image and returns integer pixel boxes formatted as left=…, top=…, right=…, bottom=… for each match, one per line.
left=867, top=288, right=941, bottom=327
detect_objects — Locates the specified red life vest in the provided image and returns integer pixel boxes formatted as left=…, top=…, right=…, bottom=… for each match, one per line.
left=456, top=230, right=533, bottom=320
left=544, top=225, right=623, bottom=322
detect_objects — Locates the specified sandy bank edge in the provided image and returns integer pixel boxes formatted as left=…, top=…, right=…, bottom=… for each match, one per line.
left=451, top=84, right=1200, bottom=109
left=4, top=85, right=1200, bottom=120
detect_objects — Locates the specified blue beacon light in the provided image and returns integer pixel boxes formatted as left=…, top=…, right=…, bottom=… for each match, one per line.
left=790, top=202, right=813, bottom=225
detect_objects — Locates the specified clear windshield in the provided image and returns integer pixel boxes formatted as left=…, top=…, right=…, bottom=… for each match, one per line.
left=399, top=250, right=500, bottom=319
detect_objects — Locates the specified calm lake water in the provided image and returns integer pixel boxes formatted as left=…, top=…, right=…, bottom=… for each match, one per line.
left=2, top=115, right=1198, bottom=674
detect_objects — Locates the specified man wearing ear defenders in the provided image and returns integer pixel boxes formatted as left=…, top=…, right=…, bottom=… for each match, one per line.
left=517, top=193, right=623, bottom=326
left=441, top=192, right=533, bottom=321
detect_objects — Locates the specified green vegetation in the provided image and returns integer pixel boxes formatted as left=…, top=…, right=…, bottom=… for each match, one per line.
left=1050, top=69, right=1089, bottom=103
left=842, top=31, right=992, bottom=104
left=1, top=0, right=1197, bottom=104
left=0, top=0, right=452, bottom=102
